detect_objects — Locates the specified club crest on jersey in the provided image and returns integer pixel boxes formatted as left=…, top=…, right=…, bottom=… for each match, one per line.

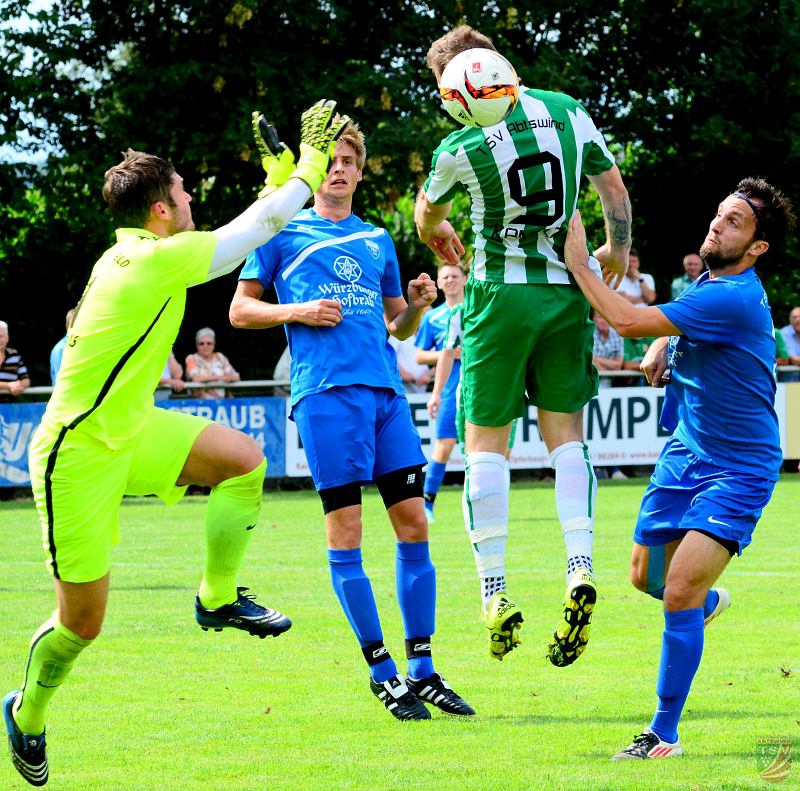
left=364, top=239, right=380, bottom=259
left=334, top=256, right=362, bottom=283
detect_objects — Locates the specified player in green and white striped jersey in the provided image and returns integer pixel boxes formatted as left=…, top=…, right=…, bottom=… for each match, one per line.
left=415, top=25, right=631, bottom=667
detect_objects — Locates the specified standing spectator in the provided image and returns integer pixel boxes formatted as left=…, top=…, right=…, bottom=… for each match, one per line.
left=50, top=309, right=76, bottom=385
left=185, top=327, right=240, bottom=399
left=155, top=351, right=185, bottom=401
left=0, top=321, right=30, bottom=401
left=592, top=310, right=623, bottom=387
left=670, top=253, right=704, bottom=299
left=616, top=248, right=656, bottom=308
left=389, top=328, right=432, bottom=394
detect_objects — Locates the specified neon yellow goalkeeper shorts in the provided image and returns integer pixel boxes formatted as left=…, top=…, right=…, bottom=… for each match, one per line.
left=29, top=406, right=210, bottom=583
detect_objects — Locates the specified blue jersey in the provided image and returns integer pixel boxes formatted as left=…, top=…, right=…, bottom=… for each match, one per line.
left=415, top=302, right=461, bottom=402
left=659, top=268, right=781, bottom=481
left=241, top=209, right=405, bottom=405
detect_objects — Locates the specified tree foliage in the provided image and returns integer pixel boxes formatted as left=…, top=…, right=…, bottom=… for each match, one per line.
left=2, top=0, right=799, bottom=381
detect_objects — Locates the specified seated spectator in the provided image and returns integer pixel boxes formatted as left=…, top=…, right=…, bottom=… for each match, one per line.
left=50, top=308, right=76, bottom=385
left=615, top=248, right=656, bottom=308
left=780, top=306, right=800, bottom=356
left=591, top=311, right=623, bottom=388
left=670, top=252, right=704, bottom=299
left=389, top=332, right=432, bottom=393
left=619, top=336, right=654, bottom=387
left=185, top=327, right=240, bottom=399
left=777, top=310, right=800, bottom=382
left=155, top=351, right=185, bottom=400
left=0, top=321, right=30, bottom=401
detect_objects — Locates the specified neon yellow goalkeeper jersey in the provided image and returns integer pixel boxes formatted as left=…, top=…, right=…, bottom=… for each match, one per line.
left=423, top=87, right=615, bottom=285
left=43, top=228, right=216, bottom=448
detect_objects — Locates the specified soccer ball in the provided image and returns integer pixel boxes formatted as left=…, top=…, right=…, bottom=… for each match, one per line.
left=438, top=48, right=519, bottom=128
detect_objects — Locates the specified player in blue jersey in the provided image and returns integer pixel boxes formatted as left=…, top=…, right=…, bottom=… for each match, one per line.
left=414, top=262, right=467, bottom=522
left=229, top=120, right=474, bottom=722
left=563, top=177, right=796, bottom=761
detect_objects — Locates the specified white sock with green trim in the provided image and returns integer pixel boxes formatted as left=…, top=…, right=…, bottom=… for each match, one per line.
left=548, top=441, right=596, bottom=578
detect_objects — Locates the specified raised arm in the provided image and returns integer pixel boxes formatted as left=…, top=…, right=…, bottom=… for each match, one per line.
left=587, top=165, right=632, bottom=289
left=207, top=100, right=351, bottom=282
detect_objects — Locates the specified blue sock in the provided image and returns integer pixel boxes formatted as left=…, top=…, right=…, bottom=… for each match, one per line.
left=396, top=541, right=436, bottom=679
left=650, top=608, right=704, bottom=743
left=424, top=461, right=447, bottom=502
left=648, top=584, right=719, bottom=621
left=328, top=548, right=397, bottom=683
left=702, top=589, right=719, bottom=620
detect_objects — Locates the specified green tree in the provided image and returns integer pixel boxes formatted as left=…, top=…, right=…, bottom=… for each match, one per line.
left=2, top=0, right=799, bottom=381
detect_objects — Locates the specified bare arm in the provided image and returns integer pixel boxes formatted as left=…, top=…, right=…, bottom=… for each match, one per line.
left=416, top=347, right=442, bottom=366
left=565, top=212, right=679, bottom=339
left=385, top=273, right=438, bottom=340
left=230, top=279, right=343, bottom=329
left=413, top=189, right=465, bottom=266
left=587, top=165, right=632, bottom=289
left=593, top=354, right=623, bottom=371
left=427, top=347, right=456, bottom=418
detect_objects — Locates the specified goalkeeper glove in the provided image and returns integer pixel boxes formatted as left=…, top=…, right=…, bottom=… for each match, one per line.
left=291, top=99, right=351, bottom=193
left=251, top=111, right=296, bottom=198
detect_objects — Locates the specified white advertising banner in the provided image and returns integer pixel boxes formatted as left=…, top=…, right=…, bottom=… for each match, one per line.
left=284, top=384, right=791, bottom=476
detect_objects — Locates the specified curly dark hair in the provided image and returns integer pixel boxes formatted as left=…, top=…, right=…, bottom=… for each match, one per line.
left=735, top=177, right=797, bottom=253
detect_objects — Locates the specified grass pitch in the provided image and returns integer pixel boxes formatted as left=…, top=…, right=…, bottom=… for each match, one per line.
left=1, top=475, right=798, bottom=790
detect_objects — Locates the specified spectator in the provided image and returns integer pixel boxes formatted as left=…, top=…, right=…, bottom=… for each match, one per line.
left=185, top=327, right=240, bottom=399
left=155, top=351, right=185, bottom=401
left=0, top=321, right=30, bottom=401
left=777, top=309, right=800, bottom=382
left=670, top=253, right=705, bottom=299
left=591, top=311, right=623, bottom=388
left=780, top=306, right=800, bottom=357
left=50, top=308, right=76, bottom=385
left=616, top=248, right=656, bottom=308
left=389, top=314, right=432, bottom=393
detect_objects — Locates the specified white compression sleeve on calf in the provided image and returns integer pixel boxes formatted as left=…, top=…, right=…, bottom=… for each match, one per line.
left=462, top=451, right=509, bottom=576
left=548, top=441, right=597, bottom=570
left=207, top=179, right=312, bottom=281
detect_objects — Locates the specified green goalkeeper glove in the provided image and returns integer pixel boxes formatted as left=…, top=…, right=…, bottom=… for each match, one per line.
left=251, top=111, right=296, bottom=198
left=291, top=99, right=351, bottom=193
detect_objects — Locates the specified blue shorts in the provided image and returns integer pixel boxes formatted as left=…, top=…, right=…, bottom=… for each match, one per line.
left=436, top=390, right=458, bottom=440
left=634, top=437, right=776, bottom=555
left=293, top=385, right=427, bottom=491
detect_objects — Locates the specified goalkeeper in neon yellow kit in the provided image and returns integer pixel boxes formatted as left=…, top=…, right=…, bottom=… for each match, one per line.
left=2, top=100, right=349, bottom=788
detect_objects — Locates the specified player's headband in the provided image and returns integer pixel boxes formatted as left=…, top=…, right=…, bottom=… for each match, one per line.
left=734, top=191, right=765, bottom=237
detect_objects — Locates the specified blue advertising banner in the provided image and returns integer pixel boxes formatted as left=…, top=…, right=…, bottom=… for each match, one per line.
left=0, top=397, right=286, bottom=486
left=158, top=397, right=287, bottom=477
left=0, top=402, right=47, bottom=485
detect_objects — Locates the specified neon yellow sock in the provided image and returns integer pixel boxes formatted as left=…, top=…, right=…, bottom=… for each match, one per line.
left=14, top=619, right=91, bottom=735
left=198, top=458, right=266, bottom=609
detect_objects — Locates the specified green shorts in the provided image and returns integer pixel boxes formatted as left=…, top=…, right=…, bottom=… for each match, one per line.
left=29, top=407, right=211, bottom=582
left=461, top=280, right=598, bottom=426
left=456, top=380, right=518, bottom=456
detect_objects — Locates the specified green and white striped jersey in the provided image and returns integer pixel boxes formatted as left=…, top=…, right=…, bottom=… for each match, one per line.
left=424, top=87, right=615, bottom=285
left=443, top=302, right=464, bottom=351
